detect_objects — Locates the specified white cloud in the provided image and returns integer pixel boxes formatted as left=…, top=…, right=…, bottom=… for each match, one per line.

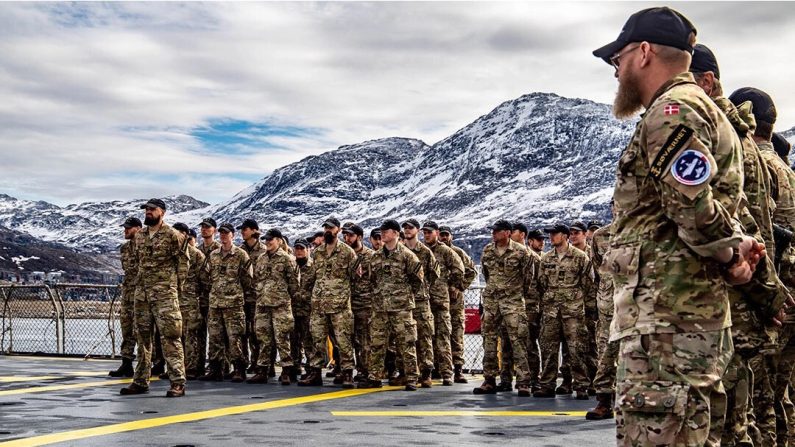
left=0, top=2, right=793, bottom=205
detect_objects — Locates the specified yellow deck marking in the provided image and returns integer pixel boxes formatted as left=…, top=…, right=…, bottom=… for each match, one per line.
left=0, top=378, right=160, bottom=396
left=0, top=386, right=400, bottom=447
left=332, top=410, right=588, bottom=417
left=0, top=372, right=111, bottom=383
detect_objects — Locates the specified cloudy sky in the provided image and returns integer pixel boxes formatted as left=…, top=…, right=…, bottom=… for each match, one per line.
left=1, top=2, right=792, bottom=206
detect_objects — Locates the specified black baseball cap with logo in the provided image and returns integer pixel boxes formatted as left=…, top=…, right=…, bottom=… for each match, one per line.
left=121, top=217, right=142, bottom=228
left=490, top=220, right=513, bottom=232
left=569, top=221, right=587, bottom=232
left=402, top=218, right=421, bottom=229
left=342, top=224, right=364, bottom=237
left=200, top=217, right=217, bottom=228
left=729, top=87, right=777, bottom=126
left=527, top=229, right=545, bottom=240
left=381, top=219, right=401, bottom=233
left=544, top=223, right=570, bottom=235
left=294, top=238, right=310, bottom=248
left=262, top=228, right=283, bottom=241
left=236, top=218, right=259, bottom=231
left=370, top=228, right=382, bottom=239
left=140, top=198, right=167, bottom=211
left=322, top=217, right=341, bottom=229
left=439, top=225, right=453, bottom=235
left=172, top=222, right=190, bottom=234
left=421, top=221, right=440, bottom=232
left=512, top=222, right=528, bottom=234
left=218, top=223, right=235, bottom=233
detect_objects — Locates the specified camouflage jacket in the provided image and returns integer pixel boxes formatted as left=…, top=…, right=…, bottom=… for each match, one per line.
left=407, top=241, right=440, bottom=302
left=370, top=243, right=424, bottom=313
left=181, top=244, right=205, bottom=307
left=447, top=243, right=478, bottom=288
left=293, top=258, right=314, bottom=317
left=309, top=241, right=357, bottom=314
left=523, top=245, right=542, bottom=314
left=241, top=239, right=267, bottom=304
left=120, top=239, right=139, bottom=290
left=538, top=243, right=592, bottom=318
left=760, top=141, right=795, bottom=231
left=589, top=225, right=614, bottom=318
left=197, top=239, right=221, bottom=299
left=481, top=240, right=531, bottom=310
left=608, top=72, right=744, bottom=340
left=134, top=223, right=189, bottom=301
left=351, top=245, right=375, bottom=312
left=254, top=248, right=299, bottom=308
left=207, top=246, right=253, bottom=309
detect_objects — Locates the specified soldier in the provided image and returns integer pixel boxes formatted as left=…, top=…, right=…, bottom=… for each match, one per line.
left=402, top=218, right=439, bottom=388
left=358, top=219, right=423, bottom=391
left=120, top=198, right=188, bottom=397
left=533, top=223, right=592, bottom=400
left=527, top=229, right=545, bottom=255
left=238, top=218, right=265, bottom=373
left=772, top=132, right=791, bottom=165
left=171, top=223, right=205, bottom=380
left=298, top=217, right=357, bottom=388
left=291, top=238, right=314, bottom=379
left=343, top=224, right=375, bottom=382
left=439, top=226, right=477, bottom=383
left=199, top=223, right=252, bottom=382
left=473, top=219, right=532, bottom=397
left=370, top=228, right=383, bottom=251
left=310, top=231, right=324, bottom=249
left=586, top=221, right=600, bottom=245
left=109, top=217, right=142, bottom=378
left=593, top=8, right=764, bottom=444
left=197, top=217, right=221, bottom=376
left=570, top=220, right=598, bottom=389
left=248, top=229, right=298, bottom=385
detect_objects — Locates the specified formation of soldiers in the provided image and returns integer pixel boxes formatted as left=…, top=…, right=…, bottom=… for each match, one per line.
left=105, top=5, right=795, bottom=445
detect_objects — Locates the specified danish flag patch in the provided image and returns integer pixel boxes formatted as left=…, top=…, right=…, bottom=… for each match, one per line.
left=664, top=103, right=680, bottom=115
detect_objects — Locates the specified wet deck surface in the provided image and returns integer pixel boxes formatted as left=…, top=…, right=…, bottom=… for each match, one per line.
left=0, top=356, right=615, bottom=446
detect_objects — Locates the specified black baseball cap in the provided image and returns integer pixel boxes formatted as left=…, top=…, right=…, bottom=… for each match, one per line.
left=311, top=231, right=324, bottom=240
left=322, top=217, right=341, bottom=229
left=140, top=198, right=167, bottom=211
left=490, top=219, right=513, bottom=232
left=587, top=221, right=602, bottom=230
left=689, top=43, right=720, bottom=79
left=262, top=228, right=283, bottom=241
left=593, top=7, right=696, bottom=65
left=294, top=238, right=310, bottom=248
left=421, top=221, right=440, bottom=231
left=200, top=217, right=217, bottom=228
left=527, top=229, right=545, bottom=240
left=381, top=219, right=401, bottom=233
left=569, top=221, right=587, bottom=232
left=402, top=218, right=421, bottom=229
left=218, top=223, right=234, bottom=233
left=729, top=87, right=777, bottom=126
left=121, top=217, right=142, bottom=229
left=439, top=225, right=453, bottom=235
left=172, top=222, right=190, bottom=234
left=236, top=218, right=259, bottom=231
left=544, top=223, right=570, bottom=235
left=188, top=229, right=198, bottom=239
left=512, top=222, right=528, bottom=234
left=773, top=133, right=792, bottom=160
left=342, top=224, right=364, bottom=237
left=370, top=228, right=382, bottom=239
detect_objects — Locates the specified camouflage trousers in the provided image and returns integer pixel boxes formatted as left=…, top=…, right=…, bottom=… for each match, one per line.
left=208, top=306, right=245, bottom=366
left=412, top=300, right=435, bottom=371
left=179, top=302, right=201, bottom=373
left=197, top=297, right=209, bottom=373
left=430, top=296, right=453, bottom=379
left=500, top=310, right=541, bottom=385
left=584, top=296, right=598, bottom=381
left=353, top=308, right=372, bottom=375
left=309, top=308, right=354, bottom=371
left=482, top=302, right=530, bottom=385
left=592, top=313, right=618, bottom=394
left=615, top=329, right=733, bottom=447
left=721, top=352, right=756, bottom=447
left=132, top=293, right=185, bottom=386
left=538, top=312, right=589, bottom=392
left=291, top=314, right=311, bottom=371
left=255, top=304, right=293, bottom=369
left=773, top=326, right=795, bottom=447
left=119, top=286, right=137, bottom=360
left=369, top=310, right=419, bottom=382
left=449, top=288, right=467, bottom=367
left=750, top=353, right=778, bottom=447
left=243, top=300, right=260, bottom=367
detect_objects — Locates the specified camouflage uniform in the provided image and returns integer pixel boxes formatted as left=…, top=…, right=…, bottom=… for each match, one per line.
left=292, top=258, right=314, bottom=372
left=351, top=245, right=375, bottom=377
left=207, top=246, right=252, bottom=371
left=589, top=225, right=618, bottom=394
left=119, top=238, right=139, bottom=360
left=610, top=73, right=742, bottom=446
left=307, top=242, right=357, bottom=372
left=537, top=243, right=592, bottom=393
left=241, top=239, right=266, bottom=368
left=180, top=244, right=205, bottom=373
left=197, top=240, right=221, bottom=373
left=368, top=243, right=424, bottom=383
left=132, top=223, right=189, bottom=387
left=407, top=242, right=440, bottom=373
left=427, top=240, right=465, bottom=380
left=446, top=242, right=477, bottom=369
left=481, top=240, right=532, bottom=385
left=253, top=248, right=298, bottom=371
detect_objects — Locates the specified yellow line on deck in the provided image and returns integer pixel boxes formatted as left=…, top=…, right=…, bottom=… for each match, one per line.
left=0, top=386, right=400, bottom=447
left=331, top=410, right=588, bottom=417
left=0, top=372, right=111, bottom=383
left=0, top=378, right=160, bottom=396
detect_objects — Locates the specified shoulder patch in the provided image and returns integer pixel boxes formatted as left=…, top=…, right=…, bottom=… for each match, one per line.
left=671, top=149, right=711, bottom=186
left=649, top=124, right=694, bottom=180
left=663, top=103, right=680, bottom=116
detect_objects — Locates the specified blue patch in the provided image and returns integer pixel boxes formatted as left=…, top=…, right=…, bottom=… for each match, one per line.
left=671, top=149, right=710, bottom=186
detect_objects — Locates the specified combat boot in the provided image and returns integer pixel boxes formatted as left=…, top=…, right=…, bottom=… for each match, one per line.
left=231, top=362, right=247, bottom=383
left=326, top=365, right=340, bottom=378
left=453, top=365, right=468, bottom=384
left=341, top=369, right=354, bottom=389
left=358, top=379, right=382, bottom=389
left=268, top=364, right=276, bottom=378
left=555, top=384, right=572, bottom=395
left=246, top=367, right=269, bottom=384
left=288, top=366, right=298, bottom=382
left=517, top=383, right=531, bottom=397
left=120, top=382, right=149, bottom=395
left=388, top=373, right=406, bottom=387
left=473, top=377, right=497, bottom=395
left=431, top=369, right=441, bottom=380
left=109, top=358, right=134, bottom=378
left=495, top=380, right=513, bottom=392
left=279, top=368, right=292, bottom=386
left=420, top=369, right=433, bottom=388
left=198, top=361, right=223, bottom=381
left=575, top=390, right=589, bottom=400
left=585, top=393, right=614, bottom=420
left=532, top=388, right=555, bottom=398
left=404, top=381, right=418, bottom=391
left=297, top=368, right=323, bottom=386
left=442, top=378, right=453, bottom=386
left=151, top=360, right=165, bottom=376
left=247, top=362, right=256, bottom=374
left=333, top=373, right=345, bottom=385
left=166, top=383, right=185, bottom=398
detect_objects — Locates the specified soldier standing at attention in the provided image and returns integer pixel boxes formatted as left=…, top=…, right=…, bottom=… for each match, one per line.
left=120, top=198, right=188, bottom=397
left=358, top=219, right=423, bottom=391
left=196, top=217, right=221, bottom=376
left=439, top=226, right=477, bottom=384
left=238, top=218, right=265, bottom=374
left=199, top=223, right=252, bottom=383
left=527, top=229, right=546, bottom=255
left=109, top=217, right=142, bottom=378
left=570, top=220, right=598, bottom=389
left=291, top=238, right=314, bottom=380
left=369, top=228, right=383, bottom=251
left=171, top=223, right=205, bottom=380
left=298, top=217, right=357, bottom=388
left=343, top=224, right=375, bottom=383
left=593, top=7, right=763, bottom=444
